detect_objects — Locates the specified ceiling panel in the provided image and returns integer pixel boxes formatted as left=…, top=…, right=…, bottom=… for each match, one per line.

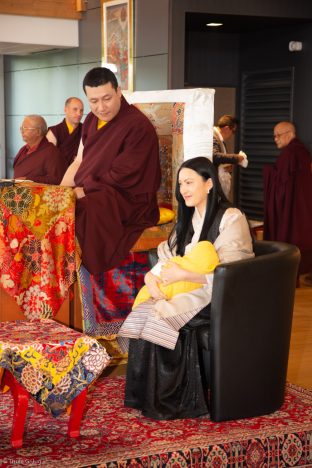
left=186, top=12, right=312, bottom=33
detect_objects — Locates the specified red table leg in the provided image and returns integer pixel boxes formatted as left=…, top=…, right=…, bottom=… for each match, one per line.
left=68, top=387, right=88, bottom=437
left=3, top=370, right=29, bottom=448
left=3, top=370, right=88, bottom=445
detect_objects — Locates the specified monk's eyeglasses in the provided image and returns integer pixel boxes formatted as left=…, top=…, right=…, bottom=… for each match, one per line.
left=273, top=130, right=290, bottom=139
left=20, top=126, right=38, bottom=131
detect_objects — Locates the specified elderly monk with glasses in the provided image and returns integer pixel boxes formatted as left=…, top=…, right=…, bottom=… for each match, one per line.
left=263, top=121, right=312, bottom=286
left=13, top=115, right=67, bottom=184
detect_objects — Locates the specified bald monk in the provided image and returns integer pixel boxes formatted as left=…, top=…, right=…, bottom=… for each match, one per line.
left=47, top=97, right=84, bottom=166
left=14, top=115, right=67, bottom=184
left=263, top=121, right=312, bottom=278
left=61, top=67, right=161, bottom=274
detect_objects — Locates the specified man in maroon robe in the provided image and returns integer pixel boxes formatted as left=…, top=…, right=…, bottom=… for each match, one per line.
left=47, top=97, right=84, bottom=166
left=263, top=121, right=312, bottom=280
left=14, top=115, right=67, bottom=184
left=61, top=67, right=161, bottom=274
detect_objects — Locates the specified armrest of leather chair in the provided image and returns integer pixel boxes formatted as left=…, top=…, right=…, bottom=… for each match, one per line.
left=209, top=240, right=300, bottom=421
left=147, top=249, right=158, bottom=268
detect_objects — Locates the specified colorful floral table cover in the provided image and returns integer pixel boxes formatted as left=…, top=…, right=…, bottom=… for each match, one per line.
left=0, top=319, right=111, bottom=416
left=0, top=182, right=77, bottom=319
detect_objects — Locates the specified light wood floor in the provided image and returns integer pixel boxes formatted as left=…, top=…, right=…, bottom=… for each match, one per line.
left=287, top=282, right=312, bottom=389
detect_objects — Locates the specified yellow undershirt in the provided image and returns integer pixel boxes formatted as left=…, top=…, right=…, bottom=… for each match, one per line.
left=66, top=120, right=74, bottom=134
left=97, top=119, right=107, bottom=130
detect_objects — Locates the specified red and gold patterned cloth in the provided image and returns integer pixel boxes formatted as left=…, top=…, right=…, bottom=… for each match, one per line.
left=0, top=319, right=110, bottom=416
left=0, top=182, right=77, bottom=319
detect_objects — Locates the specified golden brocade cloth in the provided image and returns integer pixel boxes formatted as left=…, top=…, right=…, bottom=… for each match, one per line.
left=0, top=182, right=77, bottom=319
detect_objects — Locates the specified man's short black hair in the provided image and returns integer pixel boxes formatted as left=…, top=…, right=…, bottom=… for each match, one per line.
left=83, top=67, right=119, bottom=93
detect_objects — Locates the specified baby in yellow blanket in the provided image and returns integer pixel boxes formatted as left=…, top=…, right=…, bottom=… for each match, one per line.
left=133, top=240, right=219, bottom=308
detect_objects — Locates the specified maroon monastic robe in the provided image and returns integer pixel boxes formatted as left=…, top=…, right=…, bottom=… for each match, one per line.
left=263, top=137, right=312, bottom=273
left=74, top=96, right=161, bottom=274
left=48, top=119, right=82, bottom=166
left=13, top=137, right=67, bottom=185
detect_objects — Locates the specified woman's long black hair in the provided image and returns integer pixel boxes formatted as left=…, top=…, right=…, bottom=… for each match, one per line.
left=168, top=157, right=229, bottom=256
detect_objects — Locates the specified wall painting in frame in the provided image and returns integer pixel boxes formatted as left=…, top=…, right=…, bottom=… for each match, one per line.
left=101, top=0, right=133, bottom=92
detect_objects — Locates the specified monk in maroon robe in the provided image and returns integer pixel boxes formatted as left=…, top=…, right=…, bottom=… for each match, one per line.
left=47, top=97, right=84, bottom=166
left=61, top=67, right=161, bottom=274
left=263, top=121, right=312, bottom=275
left=14, top=115, right=67, bottom=184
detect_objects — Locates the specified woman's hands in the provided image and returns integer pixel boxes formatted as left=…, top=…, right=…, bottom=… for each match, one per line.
left=144, top=263, right=186, bottom=302
left=160, top=262, right=186, bottom=285
left=161, top=261, right=207, bottom=286
left=144, top=271, right=166, bottom=300
left=145, top=261, right=207, bottom=303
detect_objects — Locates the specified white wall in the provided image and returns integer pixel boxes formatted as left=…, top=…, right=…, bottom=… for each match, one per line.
left=0, top=14, right=78, bottom=53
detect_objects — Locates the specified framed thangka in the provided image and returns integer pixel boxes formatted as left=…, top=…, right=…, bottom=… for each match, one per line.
left=127, top=89, right=215, bottom=210
left=101, top=0, right=133, bottom=92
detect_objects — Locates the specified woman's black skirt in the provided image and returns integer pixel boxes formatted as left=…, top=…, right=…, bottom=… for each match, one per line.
left=124, top=306, right=211, bottom=420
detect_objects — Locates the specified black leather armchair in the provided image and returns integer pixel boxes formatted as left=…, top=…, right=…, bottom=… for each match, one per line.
left=204, top=240, right=300, bottom=421
left=148, top=240, right=300, bottom=422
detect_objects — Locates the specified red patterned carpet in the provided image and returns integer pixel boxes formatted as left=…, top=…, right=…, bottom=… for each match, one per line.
left=0, top=376, right=312, bottom=467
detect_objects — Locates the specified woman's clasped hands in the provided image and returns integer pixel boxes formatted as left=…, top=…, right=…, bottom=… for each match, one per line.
left=160, top=261, right=186, bottom=285
left=144, top=262, right=186, bottom=302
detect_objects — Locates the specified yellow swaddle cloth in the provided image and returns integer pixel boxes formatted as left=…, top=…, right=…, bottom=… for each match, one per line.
left=133, top=240, right=219, bottom=308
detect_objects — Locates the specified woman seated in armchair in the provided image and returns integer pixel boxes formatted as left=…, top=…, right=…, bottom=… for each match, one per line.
left=118, top=156, right=254, bottom=420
